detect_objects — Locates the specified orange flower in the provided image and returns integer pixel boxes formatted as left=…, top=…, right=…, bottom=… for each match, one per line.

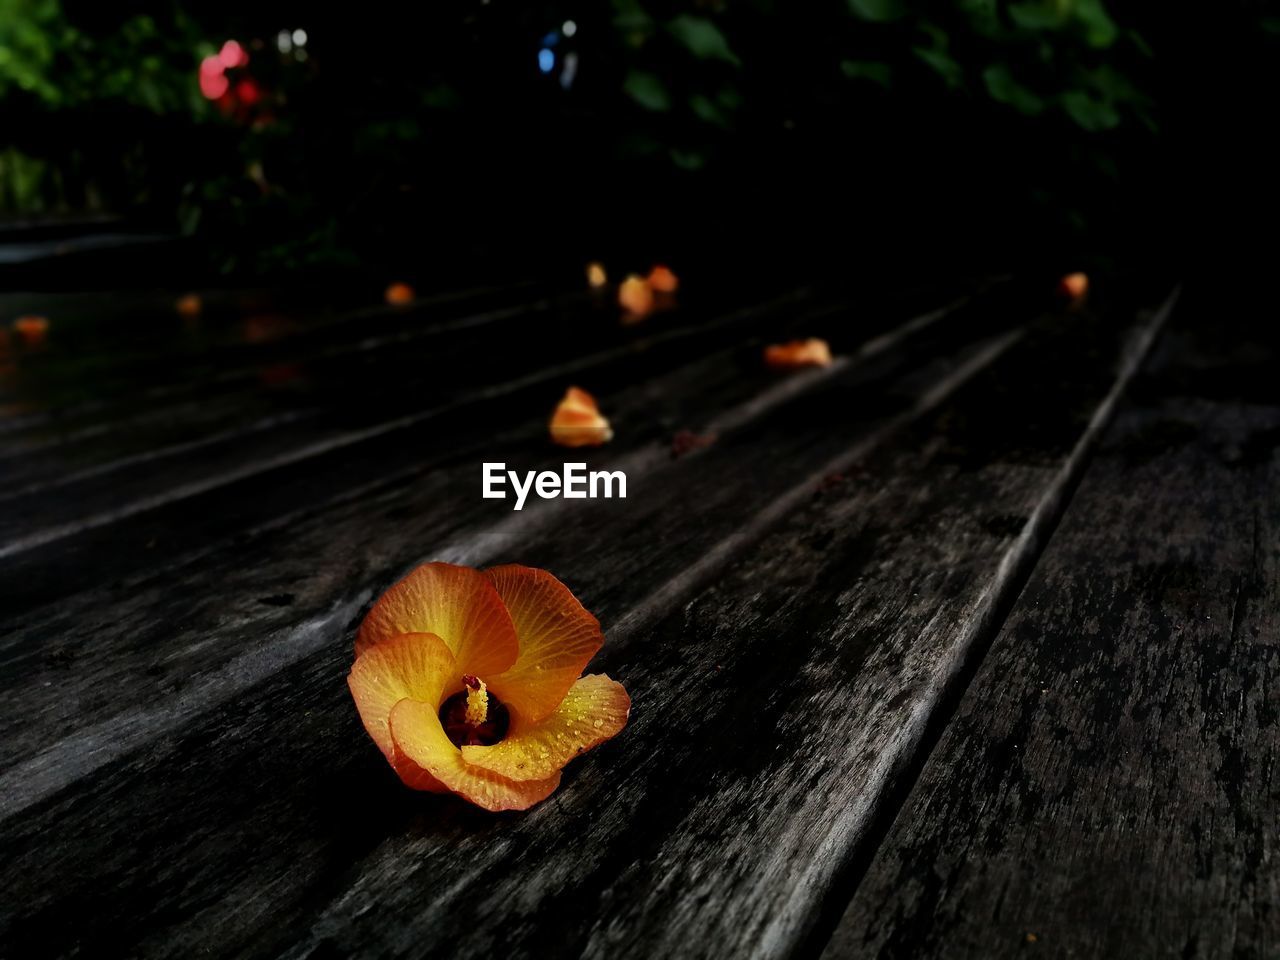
left=646, top=264, right=679, bottom=293
left=586, top=261, right=608, bottom=289
left=549, top=385, right=613, bottom=447
left=1058, top=272, right=1089, bottom=307
left=764, top=337, right=833, bottom=370
left=348, top=562, right=630, bottom=811
left=618, top=274, right=654, bottom=319
left=12, top=316, right=49, bottom=346
left=385, top=282, right=415, bottom=306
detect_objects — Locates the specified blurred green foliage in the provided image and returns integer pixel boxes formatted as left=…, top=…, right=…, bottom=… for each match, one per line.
left=0, top=0, right=1264, bottom=274
left=0, top=0, right=209, bottom=212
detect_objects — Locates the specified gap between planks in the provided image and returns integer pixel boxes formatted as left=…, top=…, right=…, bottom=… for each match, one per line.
left=0, top=290, right=813, bottom=561
left=796, top=284, right=1183, bottom=960
left=0, top=281, right=543, bottom=439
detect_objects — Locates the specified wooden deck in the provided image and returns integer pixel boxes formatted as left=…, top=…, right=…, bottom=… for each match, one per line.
left=1, top=270, right=1273, bottom=959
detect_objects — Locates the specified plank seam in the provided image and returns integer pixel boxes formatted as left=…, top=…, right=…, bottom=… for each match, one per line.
left=798, top=284, right=1182, bottom=960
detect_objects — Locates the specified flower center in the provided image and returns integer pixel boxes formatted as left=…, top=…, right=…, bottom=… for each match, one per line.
left=440, top=675, right=510, bottom=747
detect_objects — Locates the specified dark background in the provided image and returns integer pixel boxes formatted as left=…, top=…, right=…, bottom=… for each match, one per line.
left=1, top=0, right=1277, bottom=290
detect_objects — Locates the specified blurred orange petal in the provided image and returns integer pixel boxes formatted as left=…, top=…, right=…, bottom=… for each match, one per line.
left=618, top=275, right=654, bottom=318
left=175, top=294, right=202, bottom=318
left=13, top=316, right=49, bottom=346
left=390, top=699, right=562, bottom=811
left=586, top=261, right=608, bottom=288
left=356, top=561, right=519, bottom=676
left=385, top=282, right=415, bottom=305
left=646, top=265, right=678, bottom=293
left=550, top=386, right=613, bottom=447
left=1058, top=272, right=1089, bottom=306
left=484, top=565, right=604, bottom=723
left=463, top=674, right=629, bottom=782
left=764, top=338, right=833, bottom=370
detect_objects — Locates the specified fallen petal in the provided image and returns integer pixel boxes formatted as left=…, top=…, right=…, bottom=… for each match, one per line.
left=385, top=282, right=415, bottom=305
left=764, top=338, right=833, bottom=370
left=618, top=275, right=654, bottom=319
left=646, top=265, right=679, bottom=293
left=550, top=386, right=613, bottom=447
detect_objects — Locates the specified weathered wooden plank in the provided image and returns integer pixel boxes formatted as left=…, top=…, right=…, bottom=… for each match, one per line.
left=0, top=281, right=1172, bottom=959
left=0, top=279, right=995, bottom=619
left=0, top=281, right=1012, bottom=791
left=0, top=286, right=588, bottom=494
left=0, top=281, right=541, bottom=420
left=820, top=294, right=1277, bottom=960
left=0, top=286, right=820, bottom=573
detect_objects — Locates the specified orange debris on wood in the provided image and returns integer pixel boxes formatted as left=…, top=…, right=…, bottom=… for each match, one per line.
left=175, top=293, right=203, bottom=318
left=1058, top=272, right=1089, bottom=306
left=646, top=264, right=679, bottom=293
left=671, top=430, right=716, bottom=458
left=764, top=337, right=833, bottom=370
left=12, top=316, right=50, bottom=346
left=385, top=282, right=415, bottom=305
left=549, top=386, right=613, bottom=447
left=618, top=274, right=654, bottom=319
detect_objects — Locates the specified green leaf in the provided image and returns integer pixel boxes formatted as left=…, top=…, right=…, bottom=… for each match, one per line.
left=913, top=26, right=962, bottom=89
left=982, top=63, right=1045, bottom=114
left=667, top=16, right=740, bottom=65
left=847, top=0, right=906, bottom=22
left=1074, top=0, right=1118, bottom=47
left=624, top=70, right=671, bottom=111
left=841, top=59, right=892, bottom=88
left=669, top=148, right=707, bottom=170
left=915, top=46, right=962, bottom=87
left=960, top=0, right=1003, bottom=38
left=611, top=0, right=654, bottom=32
left=1062, top=90, right=1120, bottom=130
left=689, top=94, right=730, bottom=127
left=1008, top=0, right=1068, bottom=30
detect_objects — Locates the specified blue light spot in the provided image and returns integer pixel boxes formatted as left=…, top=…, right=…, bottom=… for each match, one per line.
left=538, top=48, right=555, bottom=74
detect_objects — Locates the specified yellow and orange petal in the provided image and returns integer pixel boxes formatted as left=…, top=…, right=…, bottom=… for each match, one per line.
left=462, top=674, right=630, bottom=783
left=550, top=386, right=613, bottom=447
left=764, top=337, right=833, bottom=370
left=389, top=698, right=562, bottom=811
left=356, top=561, right=519, bottom=677
left=1058, top=271, right=1089, bottom=306
left=646, top=265, right=678, bottom=293
left=586, top=261, right=608, bottom=289
left=347, top=631, right=459, bottom=761
left=385, top=282, right=415, bottom=305
left=483, top=565, right=604, bottom=723
left=618, top=274, right=654, bottom=318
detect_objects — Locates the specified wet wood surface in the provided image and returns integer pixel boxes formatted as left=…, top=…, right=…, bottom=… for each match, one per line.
left=2, top=271, right=1258, bottom=960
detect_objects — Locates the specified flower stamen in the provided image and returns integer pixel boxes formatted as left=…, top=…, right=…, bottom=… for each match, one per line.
left=463, top=674, right=488, bottom=726
left=441, top=676, right=509, bottom=747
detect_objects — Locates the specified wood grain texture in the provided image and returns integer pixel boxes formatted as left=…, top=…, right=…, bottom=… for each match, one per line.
left=0, top=281, right=1013, bottom=802
left=0, top=285, right=833, bottom=609
left=821, top=290, right=1278, bottom=959
left=0, top=280, right=1171, bottom=959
